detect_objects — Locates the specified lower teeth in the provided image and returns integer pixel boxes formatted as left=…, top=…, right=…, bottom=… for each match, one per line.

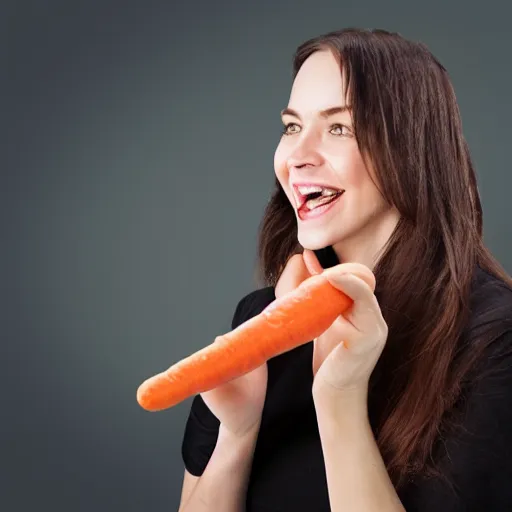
left=305, top=193, right=340, bottom=211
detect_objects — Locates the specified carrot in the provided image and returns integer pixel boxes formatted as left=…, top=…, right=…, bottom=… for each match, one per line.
left=136, top=272, right=353, bottom=412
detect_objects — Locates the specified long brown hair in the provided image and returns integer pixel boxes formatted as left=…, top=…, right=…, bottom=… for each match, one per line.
left=254, top=28, right=511, bottom=489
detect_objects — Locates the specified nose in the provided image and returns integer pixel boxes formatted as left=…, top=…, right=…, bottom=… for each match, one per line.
left=286, top=131, right=323, bottom=170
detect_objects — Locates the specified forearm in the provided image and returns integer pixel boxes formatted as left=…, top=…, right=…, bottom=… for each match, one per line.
left=181, top=423, right=259, bottom=512
left=314, top=389, right=405, bottom=512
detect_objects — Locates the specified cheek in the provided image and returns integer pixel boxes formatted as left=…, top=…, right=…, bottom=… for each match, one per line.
left=350, top=163, right=387, bottom=210
left=274, top=143, right=296, bottom=206
left=274, top=143, right=289, bottom=184
left=337, top=146, right=368, bottom=187
left=274, top=143, right=285, bottom=171
left=335, top=148, right=386, bottom=208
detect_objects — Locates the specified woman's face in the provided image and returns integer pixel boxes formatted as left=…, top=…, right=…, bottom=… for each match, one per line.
left=274, top=50, right=400, bottom=267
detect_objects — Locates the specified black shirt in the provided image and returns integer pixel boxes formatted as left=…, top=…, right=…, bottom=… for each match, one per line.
left=181, top=266, right=512, bottom=511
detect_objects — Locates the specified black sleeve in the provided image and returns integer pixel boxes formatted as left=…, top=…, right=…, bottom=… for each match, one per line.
left=402, top=330, right=512, bottom=511
left=180, top=288, right=273, bottom=477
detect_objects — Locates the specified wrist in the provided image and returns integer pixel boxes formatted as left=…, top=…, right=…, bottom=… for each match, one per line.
left=218, top=421, right=261, bottom=443
left=313, top=382, right=369, bottom=427
left=214, top=423, right=261, bottom=471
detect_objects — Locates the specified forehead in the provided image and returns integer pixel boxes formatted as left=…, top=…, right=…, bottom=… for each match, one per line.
left=287, top=50, right=348, bottom=113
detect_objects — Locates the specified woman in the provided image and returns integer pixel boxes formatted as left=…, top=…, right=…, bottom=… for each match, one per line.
left=178, top=28, right=512, bottom=511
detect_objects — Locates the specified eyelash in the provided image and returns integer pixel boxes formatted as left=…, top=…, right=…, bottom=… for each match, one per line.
left=280, top=122, right=350, bottom=137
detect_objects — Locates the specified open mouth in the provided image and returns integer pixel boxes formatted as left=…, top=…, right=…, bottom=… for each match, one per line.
left=298, top=189, right=344, bottom=213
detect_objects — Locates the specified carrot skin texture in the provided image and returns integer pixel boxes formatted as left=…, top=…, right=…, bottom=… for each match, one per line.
left=137, top=274, right=353, bottom=412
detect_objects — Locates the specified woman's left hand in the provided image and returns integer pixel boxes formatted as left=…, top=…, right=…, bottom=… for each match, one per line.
left=274, top=249, right=389, bottom=400
left=303, top=250, right=388, bottom=399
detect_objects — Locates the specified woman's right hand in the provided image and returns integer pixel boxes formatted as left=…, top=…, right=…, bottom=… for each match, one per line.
left=200, top=362, right=268, bottom=438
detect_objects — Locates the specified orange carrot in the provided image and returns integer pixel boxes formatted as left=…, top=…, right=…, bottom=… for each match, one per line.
left=136, top=273, right=353, bottom=412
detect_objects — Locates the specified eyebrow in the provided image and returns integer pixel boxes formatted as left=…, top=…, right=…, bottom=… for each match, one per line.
left=280, top=105, right=352, bottom=119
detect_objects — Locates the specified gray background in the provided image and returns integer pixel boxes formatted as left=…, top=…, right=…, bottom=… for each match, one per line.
left=5, top=0, right=512, bottom=510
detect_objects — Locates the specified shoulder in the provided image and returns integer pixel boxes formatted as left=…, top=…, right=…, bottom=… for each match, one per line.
left=456, top=266, right=512, bottom=395
left=465, top=266, right=512, bottom=342
left=232, top=286, right=276, bottom=328
left=470, top=265, right=512, bottom=306
left=412, top=270, right=512, bottom=508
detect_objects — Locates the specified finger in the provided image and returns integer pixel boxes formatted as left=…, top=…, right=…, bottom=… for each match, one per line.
left=302, top=249, right=324, bottom=276
left=274, top=253, right=311, bottom=299
left=324, top=273, right=385, bottom=333
left=323, top=262, right=376, bottom=292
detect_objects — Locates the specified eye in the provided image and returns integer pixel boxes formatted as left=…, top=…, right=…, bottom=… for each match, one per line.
left=281, top=122, right=300, bottom=136
left=330, top=123, right=351, bottom=136
left=280, top=122, right=352, bottom=137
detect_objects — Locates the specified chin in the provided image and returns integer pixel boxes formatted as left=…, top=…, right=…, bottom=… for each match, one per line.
left=297, top=230, right=339, bottom=252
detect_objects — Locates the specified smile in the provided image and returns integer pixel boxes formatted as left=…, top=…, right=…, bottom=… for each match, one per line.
left=297, top=191, right=344, bottom=221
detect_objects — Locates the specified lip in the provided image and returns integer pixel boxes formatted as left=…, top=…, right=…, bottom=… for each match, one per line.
left=297, top=190, right=344, bottom=221
left=291, top=181, right=344, bottom=209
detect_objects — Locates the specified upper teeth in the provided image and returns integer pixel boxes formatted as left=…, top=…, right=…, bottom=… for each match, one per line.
left=297, top=185, right=340, bottom=196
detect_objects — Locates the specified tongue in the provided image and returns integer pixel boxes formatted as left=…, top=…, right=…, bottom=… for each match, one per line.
left=303, top=192, right=341, bottom=211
